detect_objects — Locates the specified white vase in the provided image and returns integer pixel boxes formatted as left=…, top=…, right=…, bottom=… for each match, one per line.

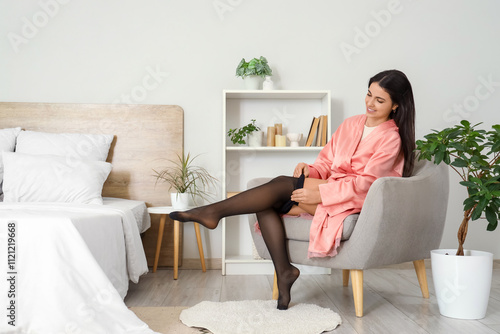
left=243, top=75, right=262, bottom=90
left=431, top=249, right=493, bottom=319
left=286, top=133, right=303, bottom=147
left=247, top=131, right=263, bottom=147
left=171, top=193, right=190, bottom=210
left=262, top=76, right=274, bottom=90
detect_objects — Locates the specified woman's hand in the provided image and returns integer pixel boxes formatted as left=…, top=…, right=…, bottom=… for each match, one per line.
left=293, top=163, right=310, bottom=177
left=291, top=188, right=322, bottom=205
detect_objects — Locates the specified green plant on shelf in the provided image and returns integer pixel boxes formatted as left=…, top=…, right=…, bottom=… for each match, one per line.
left=235, top=57, right=272, bottom=78
left=227, top=119, right=261, bottom=145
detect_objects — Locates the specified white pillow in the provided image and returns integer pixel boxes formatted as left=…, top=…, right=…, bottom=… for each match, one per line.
left=2, top=152, right=112, bottom=205
left=16, top=130, right=113, bottom=162
left=0, top=127, right=22, bottom=197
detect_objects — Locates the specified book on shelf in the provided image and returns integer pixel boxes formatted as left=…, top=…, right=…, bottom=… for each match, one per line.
left=305, top=117, right=320, bottom=147
left=321, top=115, right=328, bottom=146
left=316, top=115, right=324, bottom=146
left=305, top=115, right=328, bottom=147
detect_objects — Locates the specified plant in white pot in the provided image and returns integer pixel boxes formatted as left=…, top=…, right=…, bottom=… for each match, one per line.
left=153, top=153, right=218, bottom=209
left=227, top=119, right=262, bottom=147
left=235, top=56, right=272, bottom=90
left=416, top=120, right=500, bottom=319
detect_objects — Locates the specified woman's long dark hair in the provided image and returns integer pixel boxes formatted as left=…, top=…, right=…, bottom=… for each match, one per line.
left=369, top=70, right=415, bottom=177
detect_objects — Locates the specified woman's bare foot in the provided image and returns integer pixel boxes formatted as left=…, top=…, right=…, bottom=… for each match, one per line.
left=277, top=265, right=300, bottom=310
left=169, top=207, right=220, bottom=229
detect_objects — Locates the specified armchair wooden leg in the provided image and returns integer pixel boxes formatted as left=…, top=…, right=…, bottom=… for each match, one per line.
left=272, top=271, right=279, bottom=300
left=413, top=259, right=429, bottom=299
left=342, top=269, right=350, bottom=286
left=350, top=270, right=364, bottom=317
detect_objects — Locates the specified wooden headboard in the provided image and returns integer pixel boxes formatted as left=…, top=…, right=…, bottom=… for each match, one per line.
left=0, top=102, right=184, bottom=266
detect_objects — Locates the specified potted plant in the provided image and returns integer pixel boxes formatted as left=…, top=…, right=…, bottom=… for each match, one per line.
left=153, top=153, right=218, bottom=209
left=416, top=120, right=500, bottom=319
left=227, top=119, right=262, bottom=147
left=235, top=56, right=272, bottom=90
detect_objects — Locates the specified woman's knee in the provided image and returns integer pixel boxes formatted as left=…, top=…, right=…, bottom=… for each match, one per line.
left=269, top=175, right=296, bottom=191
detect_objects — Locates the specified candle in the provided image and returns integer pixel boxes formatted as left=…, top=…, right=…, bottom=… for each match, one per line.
left=275, top=134, right=286, bottom=147
left=275, top=123, right=283, bottom=135
left=267, top=126, right=276, bottom=146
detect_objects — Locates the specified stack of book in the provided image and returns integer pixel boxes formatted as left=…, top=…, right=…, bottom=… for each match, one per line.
left=305, top=115, right=328, bottom=147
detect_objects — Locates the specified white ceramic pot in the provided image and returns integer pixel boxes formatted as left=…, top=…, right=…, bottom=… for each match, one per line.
left=286, top=133, right=303, bottom=147
left=248, top=131, right=263, bottom=147
left=262, top=76, right=274, bottom=90
left=243, top=75, right=262, bottom=90
left=171, top=192, right=190, bottom=210
left=431, top=249, right=493, bottom=319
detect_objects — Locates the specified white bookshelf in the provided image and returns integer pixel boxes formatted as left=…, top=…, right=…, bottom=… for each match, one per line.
left=221, top=90, right=331, bottom=275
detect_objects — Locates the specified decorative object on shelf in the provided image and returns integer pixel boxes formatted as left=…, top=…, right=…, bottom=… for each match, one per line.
left=227, top=119, right=261, bottom=145
left=275, top=135, right=286, bottom=147
left=242, top=76, right=261, bottom=90
left=416, top=120, right=500, bottom=319
left=235, top=57, right=273, bottom=90
left=274, top=123, right=282, bottom=135
left=287, top=133, right=303, bottom=147
left=247, top=130, right=263, bottom=147
left=153, top=153, right=218, bottom=209
left=263, top=76, right=274, bottom=90
left=267, top=126, right=276, bottom=146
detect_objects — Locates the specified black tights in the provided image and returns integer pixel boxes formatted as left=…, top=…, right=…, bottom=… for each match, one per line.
left=169, top=175, right=302, bottom=310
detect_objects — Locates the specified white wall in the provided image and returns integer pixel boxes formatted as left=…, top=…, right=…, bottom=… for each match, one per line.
left=1, top=0, right=499, bottom=259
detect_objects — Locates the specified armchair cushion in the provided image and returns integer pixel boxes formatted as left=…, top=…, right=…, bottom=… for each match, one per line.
left=282, top=214, right=359, bottom=242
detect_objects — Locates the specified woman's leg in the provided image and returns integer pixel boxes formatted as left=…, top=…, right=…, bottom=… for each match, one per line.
left=169, top=175, right=324, bottom=310
left=256, top=208, right=299, bottom=310
left=169, top=175, right=299, bottom=229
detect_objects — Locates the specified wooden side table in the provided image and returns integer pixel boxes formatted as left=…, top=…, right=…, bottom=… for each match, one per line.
left=148, top=206, right=206, bottom=279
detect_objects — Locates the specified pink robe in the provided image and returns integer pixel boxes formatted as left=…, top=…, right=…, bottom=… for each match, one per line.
left=307, top=114, right=404, bottom=258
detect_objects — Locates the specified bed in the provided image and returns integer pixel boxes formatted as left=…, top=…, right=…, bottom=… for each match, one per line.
left=0, top=102, right=183, bottom=333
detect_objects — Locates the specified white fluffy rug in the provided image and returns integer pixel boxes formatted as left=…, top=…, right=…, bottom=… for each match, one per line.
left=180, top=300, right=341, bottom=334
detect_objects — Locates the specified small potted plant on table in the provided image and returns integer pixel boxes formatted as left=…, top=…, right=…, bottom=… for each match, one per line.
left=153, top=153, right=218, bottom=209
left=235, top=56, right=272, bottom=90
left=416, top=120, right=499, bottom=319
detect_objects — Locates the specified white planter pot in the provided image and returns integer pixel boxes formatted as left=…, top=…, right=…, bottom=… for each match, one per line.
left=431, top=249, right=493, bottom=319
left=171, top=193, right=190, bottom=210
left=243, top=75, right=262, bottom=90
left=247, top=131, right=263, bottom=147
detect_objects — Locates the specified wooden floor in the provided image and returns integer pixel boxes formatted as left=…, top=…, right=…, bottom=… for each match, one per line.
left=125, top=265, right=500, bottom=333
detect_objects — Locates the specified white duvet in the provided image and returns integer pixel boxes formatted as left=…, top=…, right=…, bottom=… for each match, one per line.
left=0, top=203, right=158, bottom=334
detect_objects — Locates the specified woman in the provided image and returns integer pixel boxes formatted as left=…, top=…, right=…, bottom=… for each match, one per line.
left=170, top=69, right=416, bottom=310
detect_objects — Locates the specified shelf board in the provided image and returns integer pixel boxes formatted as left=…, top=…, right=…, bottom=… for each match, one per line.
left=226, top=146, right=323, bottom=152
left=224, top=90, right=329, bottom=99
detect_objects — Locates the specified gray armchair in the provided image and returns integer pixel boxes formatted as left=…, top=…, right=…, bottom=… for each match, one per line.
left=247, top=159, right=449, bottom=317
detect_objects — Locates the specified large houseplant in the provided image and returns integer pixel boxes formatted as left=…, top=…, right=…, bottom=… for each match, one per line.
left=235, top=56, right=272, bottom=90
left=416, top=120, right=500, bottom=254
left=153, top=153, right=217, bottom=209
left=415, top=120, right=499, bottom=319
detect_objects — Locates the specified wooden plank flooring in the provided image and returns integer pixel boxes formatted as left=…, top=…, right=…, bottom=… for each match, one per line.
left=125, top=266, right=500, bottom=333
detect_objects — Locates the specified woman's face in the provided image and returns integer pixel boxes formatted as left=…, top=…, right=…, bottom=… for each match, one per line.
left=365, top=82, right=398, bottom=127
